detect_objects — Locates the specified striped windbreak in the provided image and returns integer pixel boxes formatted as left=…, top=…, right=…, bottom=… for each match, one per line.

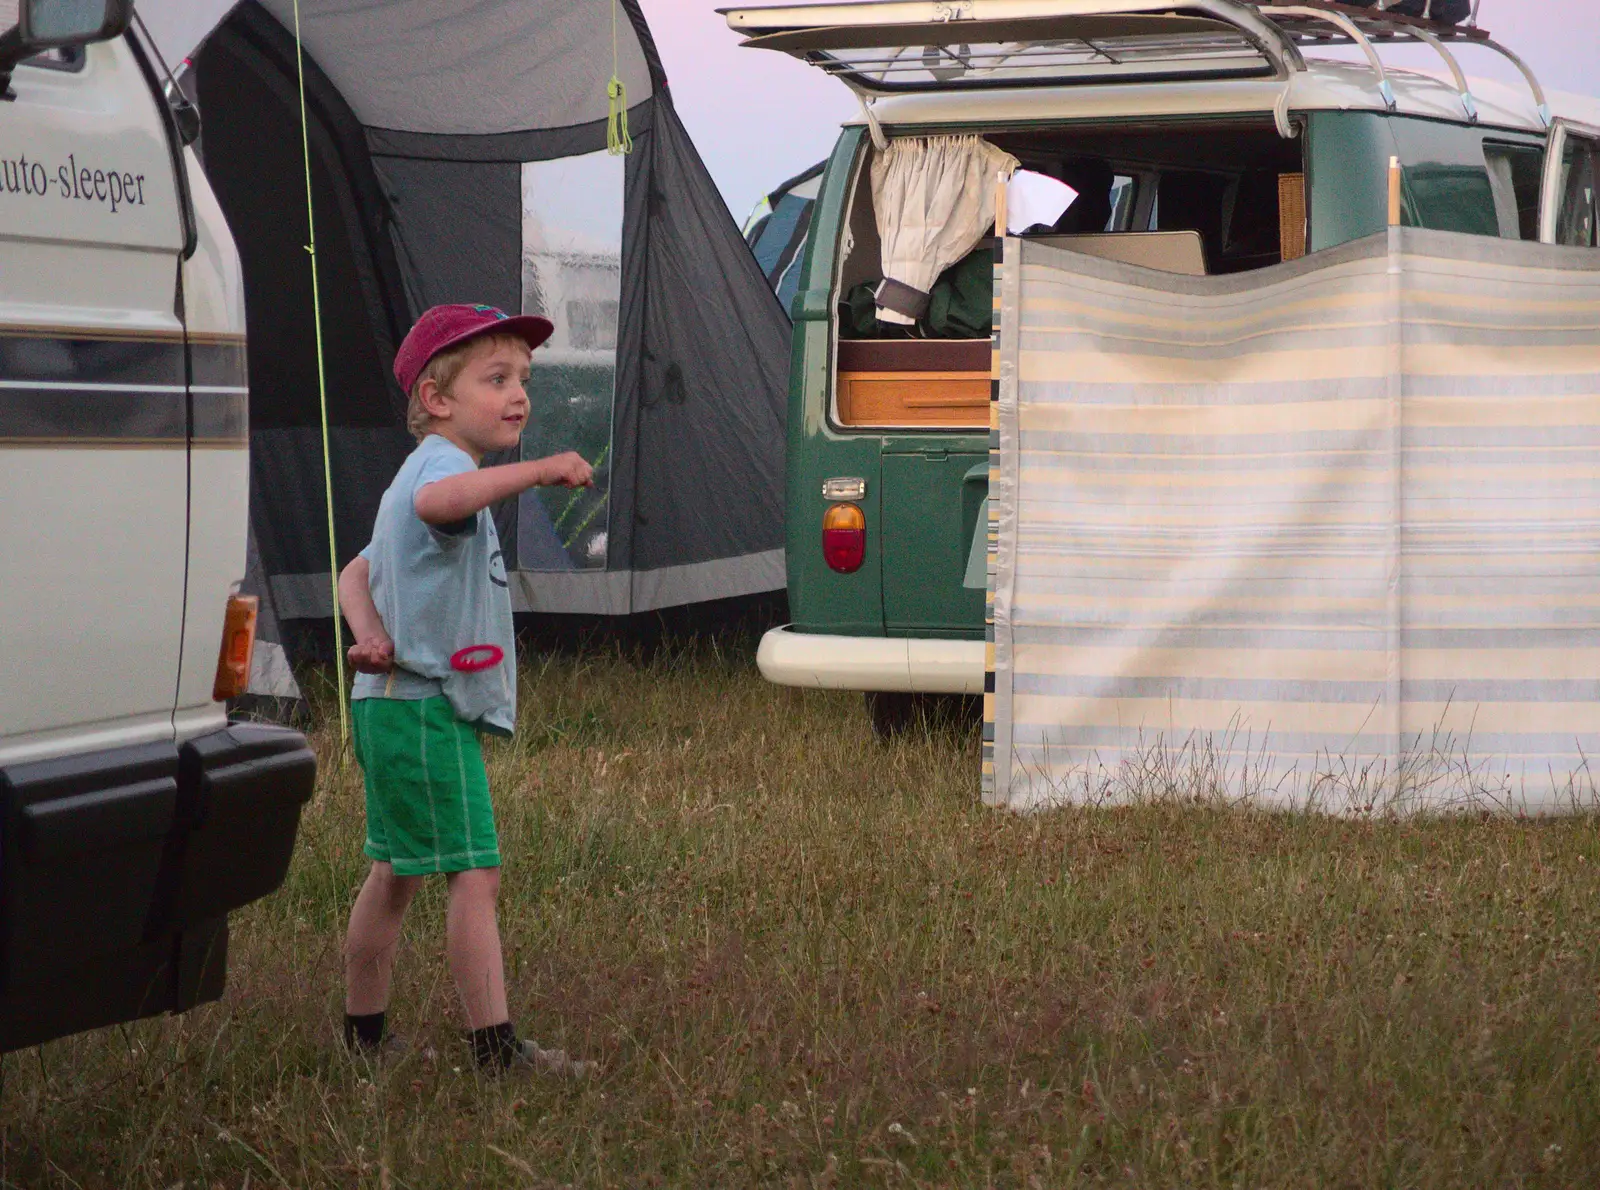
left=984, top=228, right=1600, bottom=814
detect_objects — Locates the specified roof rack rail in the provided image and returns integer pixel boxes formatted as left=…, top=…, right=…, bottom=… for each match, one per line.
left=1254, top=0, right=1551, bottom=128
left=723, top=1, right=1547, bottom=124
left=1264, top=0, right=1488, bottom=40
left=1269, top=5, right=1398, bottom=111
left=1406, top=26, right=1477, bottom=122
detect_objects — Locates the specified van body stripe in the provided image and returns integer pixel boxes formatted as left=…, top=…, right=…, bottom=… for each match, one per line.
left=0, top=333, right=246, bottom=446
left=190, top=342, right=250, bottom=391
left=0, top=333, right=182, bottom=385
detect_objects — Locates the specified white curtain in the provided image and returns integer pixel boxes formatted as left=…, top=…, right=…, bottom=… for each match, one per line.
left=870, top=135, right=1018, bottom=325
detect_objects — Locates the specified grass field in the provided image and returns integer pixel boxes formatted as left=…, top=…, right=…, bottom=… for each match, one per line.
left=4, top=644, right=1600, bottom=1188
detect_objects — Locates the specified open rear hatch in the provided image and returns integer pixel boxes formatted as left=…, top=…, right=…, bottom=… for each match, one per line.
left=721, top=1, right=1504, bottom=103
left=719, top=0, right=1305, bottom=93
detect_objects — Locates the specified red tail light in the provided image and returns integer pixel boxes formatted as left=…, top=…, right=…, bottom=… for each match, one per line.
left=823, top=502, right=865, bottom=573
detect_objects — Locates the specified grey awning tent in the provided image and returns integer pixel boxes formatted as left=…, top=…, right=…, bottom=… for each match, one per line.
left=190, top=0, right=790, bottom=678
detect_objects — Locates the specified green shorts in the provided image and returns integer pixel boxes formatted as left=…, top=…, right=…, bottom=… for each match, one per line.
left=352, top=695, right=501, bottom=875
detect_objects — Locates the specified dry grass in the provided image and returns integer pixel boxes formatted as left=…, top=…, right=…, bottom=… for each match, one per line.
left=4, top=643, right=1600, bottom=1188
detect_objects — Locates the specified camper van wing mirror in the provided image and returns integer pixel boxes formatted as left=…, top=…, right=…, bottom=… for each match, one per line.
left=1, top=0, right=131, bottom=96
left=20, top=0, right=132, bottom=48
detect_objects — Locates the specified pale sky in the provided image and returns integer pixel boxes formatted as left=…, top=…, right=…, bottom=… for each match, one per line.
left=136, top=1, right=1597, bottom=223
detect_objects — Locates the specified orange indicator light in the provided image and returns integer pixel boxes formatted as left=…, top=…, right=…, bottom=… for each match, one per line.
left=212, top=594, right=259, bottom=701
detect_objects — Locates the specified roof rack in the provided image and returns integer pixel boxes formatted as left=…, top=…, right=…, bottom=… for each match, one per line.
left=722, top=1, right=1549, bottom=126
left=1256, top=0, right=1551, bottom=128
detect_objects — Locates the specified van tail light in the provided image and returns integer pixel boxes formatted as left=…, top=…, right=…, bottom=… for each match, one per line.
left=212, top=594, right=259, bottom=701
left=823, top=502, right=866, bottom=573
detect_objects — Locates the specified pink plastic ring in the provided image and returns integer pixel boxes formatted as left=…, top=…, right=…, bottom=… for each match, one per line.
left=449, top=644, right=505, bottom=673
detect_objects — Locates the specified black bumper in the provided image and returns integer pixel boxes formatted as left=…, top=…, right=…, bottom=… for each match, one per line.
left=0, top=722, right=315, bottom=1052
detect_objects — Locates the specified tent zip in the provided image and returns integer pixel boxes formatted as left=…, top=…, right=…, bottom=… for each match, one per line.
left=291, top=0, right=350, bottom=745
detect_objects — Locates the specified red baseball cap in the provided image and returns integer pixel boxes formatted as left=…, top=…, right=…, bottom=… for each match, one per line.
left=393, top=303, right=555, bottom=395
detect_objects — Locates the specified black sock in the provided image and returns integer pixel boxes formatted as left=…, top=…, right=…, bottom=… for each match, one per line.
left=469, top=1021, right=519, bottom=1069
left=344, top=1011, right=386, bottom=1050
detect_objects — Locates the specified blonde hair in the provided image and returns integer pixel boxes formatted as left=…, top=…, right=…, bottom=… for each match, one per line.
left=405, top=331, right=531, bottom=441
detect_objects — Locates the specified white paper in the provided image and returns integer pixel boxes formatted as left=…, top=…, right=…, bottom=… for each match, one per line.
left=1006, top=169, right=1078, bottom=235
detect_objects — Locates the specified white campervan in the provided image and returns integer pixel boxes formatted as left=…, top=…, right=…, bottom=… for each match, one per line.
left=0, top=0, right=314, bottom=1050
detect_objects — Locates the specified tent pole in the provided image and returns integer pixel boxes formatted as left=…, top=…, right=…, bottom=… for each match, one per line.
left=291, top=0, right=350, bottom=747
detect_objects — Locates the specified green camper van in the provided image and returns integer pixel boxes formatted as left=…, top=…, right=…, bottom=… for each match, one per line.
left=727, top=0, right=1600, bottom=734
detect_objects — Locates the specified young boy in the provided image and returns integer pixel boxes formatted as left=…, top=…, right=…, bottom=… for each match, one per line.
left=336, top=303, right=593, bottom=1074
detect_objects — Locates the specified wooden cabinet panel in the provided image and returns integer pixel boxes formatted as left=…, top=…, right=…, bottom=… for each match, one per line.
left=836, top=339, right=991, bottom=372
left=837, top=371, right=990, bottom=427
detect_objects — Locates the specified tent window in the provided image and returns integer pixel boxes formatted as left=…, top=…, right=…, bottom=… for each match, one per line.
left=518, top=151, right=622, bottom=572
left=567, top=299, right=619, bottom=351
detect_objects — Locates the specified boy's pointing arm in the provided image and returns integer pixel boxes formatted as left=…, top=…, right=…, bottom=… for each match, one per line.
left=413, top=452, right=594, bottom=526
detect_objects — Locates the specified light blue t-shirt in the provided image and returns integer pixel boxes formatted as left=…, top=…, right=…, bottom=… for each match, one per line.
left=351, top=434, right=516, bottom=736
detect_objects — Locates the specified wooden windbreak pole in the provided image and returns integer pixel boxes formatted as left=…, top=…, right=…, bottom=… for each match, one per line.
left=995, top=171, right=1009, bottom=239
left=1387, top=155, right=1403, bottom=226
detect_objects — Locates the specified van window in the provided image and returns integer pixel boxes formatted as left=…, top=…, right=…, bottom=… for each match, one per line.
left=1483, top=142, right=1542, bottom=240
left=830, top=121, right=1300, bottom=429
left=1389, top=118, right=1498, bottom=239
left=1107, top=175, right=1137, bottom=231
left=835, top=121, right=1301, bottom=341
left=1148, top=167, right=1288, bottom=272
left=992, top=122, right=1302, bottom=275
left=1555, top=134, right=1599, bottom=248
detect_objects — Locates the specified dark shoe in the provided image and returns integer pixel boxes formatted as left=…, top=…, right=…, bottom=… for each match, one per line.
left=349, top=1032, right=410, bottom=1064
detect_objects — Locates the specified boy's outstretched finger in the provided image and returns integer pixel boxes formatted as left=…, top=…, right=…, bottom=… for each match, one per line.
left=551, top=452, right=593, bottom=487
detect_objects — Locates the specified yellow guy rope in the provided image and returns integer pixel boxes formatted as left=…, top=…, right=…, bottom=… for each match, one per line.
left=291, top=0, right=350, bottom=746
left=607, top=0, right=632, bottom=155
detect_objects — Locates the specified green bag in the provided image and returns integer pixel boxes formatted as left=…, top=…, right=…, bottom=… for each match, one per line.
left=838, top=246, right=994, bottom=340
left=926, top=247, right=993, bottom=338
